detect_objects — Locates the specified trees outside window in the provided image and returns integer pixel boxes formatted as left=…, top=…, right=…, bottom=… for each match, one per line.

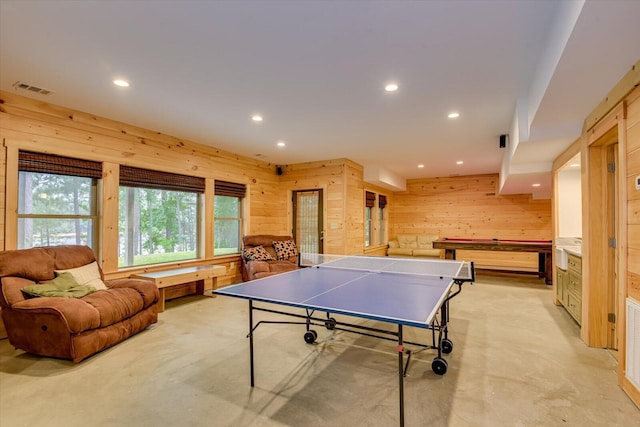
left=214, top=195, right=241, bottom=255
left=18, top=171, right=97, bottom=249
left=118, top=187, right=199, bottom=267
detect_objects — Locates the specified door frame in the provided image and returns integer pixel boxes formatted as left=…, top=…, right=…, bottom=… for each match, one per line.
left=584, top=118, right=625, bottom=350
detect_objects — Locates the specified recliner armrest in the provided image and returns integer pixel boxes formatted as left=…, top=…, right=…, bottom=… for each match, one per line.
left=0, top=276, right=33, bottom=308
left=246, top=260, right=271, bottom=280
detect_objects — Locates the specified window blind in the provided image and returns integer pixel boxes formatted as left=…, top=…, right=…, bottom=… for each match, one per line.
left=120, top=166, right=205, bottom=193
left=215, top=180, right=246, bottom=198
left=365, top=191, right=375, bottom=208
left=379, top=194, right=387, bottom=209
left=18, top=151, right=102, bottom=178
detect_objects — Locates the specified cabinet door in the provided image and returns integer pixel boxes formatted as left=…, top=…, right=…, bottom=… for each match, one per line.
left=557, top=269, right=568, bottom=306
left=556, top=270, right=564, bottom=303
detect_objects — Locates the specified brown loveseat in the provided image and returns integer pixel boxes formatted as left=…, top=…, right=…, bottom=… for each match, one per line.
left=0, top=245, right=158, bottom=362
left=241, top=235, right=299, bottom=281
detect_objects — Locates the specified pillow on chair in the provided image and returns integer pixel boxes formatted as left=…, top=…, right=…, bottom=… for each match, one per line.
left=243, top=246, right=275, bottom=261
left=272, top=240, right=298, bottom=261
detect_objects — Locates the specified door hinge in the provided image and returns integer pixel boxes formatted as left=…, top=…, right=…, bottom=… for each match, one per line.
left=608, top=313, right=616, bottom=323
left=608, top=237, right=617, bottom=248
left=608, top=162, right=616, bottom=173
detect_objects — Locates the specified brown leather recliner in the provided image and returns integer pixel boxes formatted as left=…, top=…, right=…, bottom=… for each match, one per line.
left=0, top=245, right=159, bottom=362
left=241, top=235, right=299, bottom=281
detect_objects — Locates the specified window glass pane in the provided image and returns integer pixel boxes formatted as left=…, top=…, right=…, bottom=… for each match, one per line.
left=18, top=218, right=94, bottom=249
left=214, top=195, right=241, bottom=255
left=365, top=207, right=372, bottom=247
left=214, top=195, right=240, bottom=217
left=17, top=171, right=97, bottom=250
left=379, top=207, right=384, bottom=244
left=19, top=172, right=93, bottom=215
left=119, top=187, right=199, bottom=267
left=214, top=219, right=240, bottom=255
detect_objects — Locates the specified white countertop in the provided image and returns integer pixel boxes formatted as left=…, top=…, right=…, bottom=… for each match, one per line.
left=555, top=237, right=582, bottom=259
left=562, top=245, right=582, bottom=257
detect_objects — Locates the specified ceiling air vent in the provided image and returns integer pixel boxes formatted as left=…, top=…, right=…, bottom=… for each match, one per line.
left=12, top=81, right=55, bottom=96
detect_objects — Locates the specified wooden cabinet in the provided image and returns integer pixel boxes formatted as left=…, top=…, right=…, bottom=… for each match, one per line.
left=565, top=254, right=582, bottom=324
left=556, top=253, right=582, bottom=325
left=556, top=268, right=568, bottom=306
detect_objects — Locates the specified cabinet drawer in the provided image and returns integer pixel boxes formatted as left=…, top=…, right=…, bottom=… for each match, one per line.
left=567, top=254, right=582, bottom=276
left=566, top=291, right=582, bottom=324
left=567, top=272, right=582, bottom=296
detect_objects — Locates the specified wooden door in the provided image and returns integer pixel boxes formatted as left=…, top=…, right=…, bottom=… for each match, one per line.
left=292, top=189, right=323, bottom=254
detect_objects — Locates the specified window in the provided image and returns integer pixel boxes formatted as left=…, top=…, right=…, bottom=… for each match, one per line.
left=214, top=180, right=246, bottom=256
left=119, top=166, right=204, bottom=267
left=365, top=191, right=375, bottom=247
left=364, top=190, right=388, bottom=248
left=379, top=194, right=387, bottom=244
left=17, top=152, right=100, bottom=250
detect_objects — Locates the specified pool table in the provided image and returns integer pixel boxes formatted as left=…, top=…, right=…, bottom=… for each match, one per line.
left=432, top=238, right=553, bottom=284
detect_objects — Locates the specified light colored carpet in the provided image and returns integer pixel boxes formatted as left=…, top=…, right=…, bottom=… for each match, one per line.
left=1, top=273, right=638, bottom=427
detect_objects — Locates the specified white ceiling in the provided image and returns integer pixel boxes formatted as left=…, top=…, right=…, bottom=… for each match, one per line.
left=1, top=1, right=639, bottom=197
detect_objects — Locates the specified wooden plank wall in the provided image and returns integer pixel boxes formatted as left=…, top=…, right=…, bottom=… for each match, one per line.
left=279, top=159, right=351, bottom=255
left=390, top=174, right=552, bottom=270
left=0, top=90, right=287, bottom=286
left=624, top=85, right=640, bottom=411
left=627, top=89, right=640, bottom=302
left=345, top=160, right=365, bottom=255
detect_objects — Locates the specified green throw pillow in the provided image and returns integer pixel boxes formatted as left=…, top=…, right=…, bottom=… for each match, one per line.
left=21, top=272, right=97, bottom=298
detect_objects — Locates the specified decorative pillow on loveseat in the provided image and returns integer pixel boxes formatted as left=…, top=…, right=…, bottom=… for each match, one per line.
left=21, top=272, right=97, bottom=298
left=272, top=239, right=298, bottom=260
left=55, top=261, right=108, bottom=290
left=242, top=245, right=275, bottom=261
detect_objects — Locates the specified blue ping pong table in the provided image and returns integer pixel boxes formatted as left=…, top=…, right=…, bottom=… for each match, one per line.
left=214, top=255, right=474, bottom=427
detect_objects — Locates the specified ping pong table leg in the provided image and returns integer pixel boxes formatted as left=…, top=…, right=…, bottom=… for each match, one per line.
left=249, top=300, right=255, bottom=387
left=398, top=324, right=405, bottom=427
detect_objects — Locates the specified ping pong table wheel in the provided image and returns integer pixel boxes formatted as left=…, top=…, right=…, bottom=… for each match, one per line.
left=431, top=358, right=448, bottom=375
left=304, top=330, right=318, bottom=344
left=325, top=317, right=337, bottom=330
left=441, top=339, right=453, bottom=354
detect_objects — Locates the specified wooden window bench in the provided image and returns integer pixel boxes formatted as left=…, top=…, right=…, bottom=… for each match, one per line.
left=131, top=265, right=226, bottom=312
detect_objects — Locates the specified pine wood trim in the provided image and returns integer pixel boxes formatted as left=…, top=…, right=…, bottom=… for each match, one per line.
left=101, top=162, right=120, bottom=273
left=552, top=135, right=583, bottom=171
left=586, top=104, right=625, bottom=146
left=616, top=112, right=630, bottom=390
left=583, top=59, right=640, bottom=134
left=4, top=143, right=18, bottom=249
left=204, top=178, right=215, bottom=259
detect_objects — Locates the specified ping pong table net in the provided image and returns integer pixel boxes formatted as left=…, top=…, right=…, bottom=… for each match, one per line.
left=298, top=253, right=474, bottom=282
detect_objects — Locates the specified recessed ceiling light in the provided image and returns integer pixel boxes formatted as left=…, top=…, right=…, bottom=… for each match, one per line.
left=456, top=161, right=464, bottom=165
left=277, top=141, right=286, bottom=148
left=385, top=83, right=399, bottom=92
left=570, top=163, right=580, bottom=167
left=113, top=79, right=130, bottom=87
left=417, top=164, right=425, bottom=168
left=447, top=112, right=460, bottom=119
left=532, top=183, right=541, bottom=187
left=252, top=115, right=263, bottom=122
